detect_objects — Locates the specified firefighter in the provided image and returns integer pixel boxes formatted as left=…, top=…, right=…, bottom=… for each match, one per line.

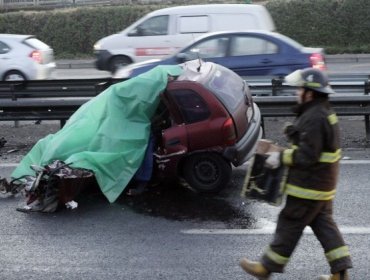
left=239, top=68, right=352, bottom=280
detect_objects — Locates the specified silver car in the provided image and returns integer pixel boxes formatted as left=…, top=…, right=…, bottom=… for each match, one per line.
left=0, top=34, right=56, bottom=81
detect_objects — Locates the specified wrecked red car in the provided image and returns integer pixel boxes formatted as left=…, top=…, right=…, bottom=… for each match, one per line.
left=152, top=61, right=262, bottom=193
left=5, top=60, right=262, bottom=213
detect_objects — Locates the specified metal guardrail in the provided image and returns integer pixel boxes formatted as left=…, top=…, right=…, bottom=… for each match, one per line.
left=0, top=78, right=369, bottom=140
left=250, top=76, right=370, bottom=96
left=254, top=95, right=370, bottom=140
left=0, top=78, right=118, bottom=126
left=251, top=76, right=370, bottom=140
left=0, top=0, right=121, bottom=7
left=0, top=79, right=115, bottom=99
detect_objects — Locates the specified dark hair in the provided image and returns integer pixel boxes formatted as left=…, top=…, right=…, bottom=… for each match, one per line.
left=312, top=90, right=329, bottom=100
left=304, top=88, right=329, bottom=100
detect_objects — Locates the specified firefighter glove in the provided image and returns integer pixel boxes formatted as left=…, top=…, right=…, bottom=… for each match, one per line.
left=283, top=122, right=298, bottom=142
left=265, top=152, right=281, bottom=169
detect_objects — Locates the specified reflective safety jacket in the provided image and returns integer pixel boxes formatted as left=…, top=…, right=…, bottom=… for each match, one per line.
left=281, top=99, right=341, bottom=201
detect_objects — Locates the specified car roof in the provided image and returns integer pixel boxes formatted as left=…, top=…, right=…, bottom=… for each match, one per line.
left=0, top=34, right=34, bottom=41
left=177, top=59, right=215, bottom=83
left=190, top=30, right=287, bottom=42
left=180, top=30, right=304, bottom=51
left=147, top=4, right=267, bottom=16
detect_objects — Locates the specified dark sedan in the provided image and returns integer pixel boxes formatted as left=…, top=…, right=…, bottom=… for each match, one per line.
left=114, top=30, right=326, bottom=79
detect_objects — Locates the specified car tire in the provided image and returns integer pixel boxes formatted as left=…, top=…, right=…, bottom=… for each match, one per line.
left=183, top=153, right=232, bottom=193
left=3, top=70, right=26, bottom=81
left=109, top=56, right=132, bottom=73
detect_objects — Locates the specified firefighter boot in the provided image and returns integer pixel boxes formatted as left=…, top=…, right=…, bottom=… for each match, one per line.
left=318, top=270, right=349, bottom=280
left=239, top=258, right=271, bottom=280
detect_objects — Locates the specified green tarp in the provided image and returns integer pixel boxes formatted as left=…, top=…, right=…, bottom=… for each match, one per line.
left=11, top=65, right=183, bottom=203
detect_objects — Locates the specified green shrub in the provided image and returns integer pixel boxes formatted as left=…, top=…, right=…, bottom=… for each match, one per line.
left=266, top=0, right=370, bottom=54
left=0, top=6, right=166, bottom=57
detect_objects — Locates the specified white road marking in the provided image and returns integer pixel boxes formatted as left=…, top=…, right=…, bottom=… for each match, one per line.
left=340, top=160, right=370, bottom=164
left=0, top=163, right=18, bottom=168
left=182, top=226, right=370, bottom=235
left=240, top=159, right=370, bottom=167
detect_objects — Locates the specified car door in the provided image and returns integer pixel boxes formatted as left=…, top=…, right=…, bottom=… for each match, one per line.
left=179, top=35, right=231, bottom=65
left=166, top=83, right=230, bottom=152
left=126, top=15, right=178, bottom=61
left=159, top=91, right=189, bottom=156
left=0, top=40, right=11, bottom=77
left=178, top=34, right=285, bottom=77
left=227, top=34, right=285, bottom=76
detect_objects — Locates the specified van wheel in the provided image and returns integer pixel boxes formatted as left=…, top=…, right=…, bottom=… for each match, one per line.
left=3, top=70, right=26, bottom=81
left=109, top=56, right=132, bottom=73
left=182, top=153, right=231, bottom=193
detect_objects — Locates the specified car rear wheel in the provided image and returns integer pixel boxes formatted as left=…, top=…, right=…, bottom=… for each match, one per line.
left=109, top=56, right=132, bottom=73
left=3, top=70, right=26, bottom=81
left=182, top=153, right=232, bottom=193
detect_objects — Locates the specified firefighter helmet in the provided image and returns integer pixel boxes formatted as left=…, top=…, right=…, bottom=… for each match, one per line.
left=284, top=68, right=335, bottom=95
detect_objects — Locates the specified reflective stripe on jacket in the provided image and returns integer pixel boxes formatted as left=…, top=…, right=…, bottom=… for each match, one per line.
left=281, top=99, right=341, bottom=199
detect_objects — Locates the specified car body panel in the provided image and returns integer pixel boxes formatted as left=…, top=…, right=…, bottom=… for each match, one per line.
left=152, top=60, right=262, bottom=184
left=0, top=34, right=55, bottom=81
left=223, top=102, right=262, bottom=165
left=114, top=31, right=326, bottom=79
left=166, top=82, right=228, bottom=151
left=154, top=123, right=188, bottom=179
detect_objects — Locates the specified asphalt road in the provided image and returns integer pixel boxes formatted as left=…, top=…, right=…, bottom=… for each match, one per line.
left=1, top=59, right=370, bottom=279
left=0, top=160, right=370, bottom=280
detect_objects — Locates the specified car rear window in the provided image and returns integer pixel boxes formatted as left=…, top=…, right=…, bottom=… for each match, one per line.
left=24, top=37, right=50, bottom=50
left=204, top=66, right=244, bottom=112
left=0, top=41, right=10, bottom=54
left=274, top=33, right=304, bottom=50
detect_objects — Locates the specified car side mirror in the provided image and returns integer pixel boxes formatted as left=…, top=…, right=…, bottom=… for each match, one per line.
left=128, top=26, right=145, bottom=37
left=176, top=53, right=188, bottom=63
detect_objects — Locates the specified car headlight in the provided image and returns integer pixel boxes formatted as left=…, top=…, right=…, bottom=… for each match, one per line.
left=93, top=42, right=101, bottom=51
left=113, top=68, right=133, bottom=79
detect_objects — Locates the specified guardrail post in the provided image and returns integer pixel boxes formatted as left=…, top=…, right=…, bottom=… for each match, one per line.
left=60, top=119, right=66, bottom=128
left=10, top=84, right=17, bottom=101
left=364, top=77, right=370, bottom=141
left=365, top=78, right=370, bottom=95
left=271, top=78, right=283, bottom=96
left=9, top=84, right=19, bottom=127
left=260, top=117, right=265, bottom=138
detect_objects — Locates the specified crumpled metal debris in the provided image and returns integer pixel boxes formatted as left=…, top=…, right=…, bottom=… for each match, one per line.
left=0, top=137, right=6, bottom=148
left=0, top=177, right=13, bottom=198
left=65, top=200, right=78, bottom=210
left=4, top=160, right=95, bottom=213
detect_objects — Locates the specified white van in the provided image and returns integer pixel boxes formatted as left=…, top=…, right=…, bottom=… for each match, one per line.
left=93, top=4, right=275, bottom=72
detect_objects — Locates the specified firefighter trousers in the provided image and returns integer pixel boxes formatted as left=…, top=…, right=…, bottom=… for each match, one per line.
left=261, top=195, right=353, bottom=274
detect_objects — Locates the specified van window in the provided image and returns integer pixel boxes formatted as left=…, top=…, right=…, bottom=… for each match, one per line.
left=128, top=15, right=169, bottom=37
left=231, top=36, right=278, bottom=56
left=212, top=14, right=258, bottom=31
left=178, top=16, right=209, bottom=34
